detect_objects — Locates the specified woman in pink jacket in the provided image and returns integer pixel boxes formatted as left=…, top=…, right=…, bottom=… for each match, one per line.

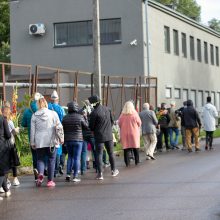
left=118, top=101, right=141, bottom=166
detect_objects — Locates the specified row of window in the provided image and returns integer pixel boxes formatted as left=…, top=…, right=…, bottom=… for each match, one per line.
left=164, top=26, right=219, bottom=66
left=166, top=87, right=220, bottom=110
left=54, top=18, right=121, bottom=47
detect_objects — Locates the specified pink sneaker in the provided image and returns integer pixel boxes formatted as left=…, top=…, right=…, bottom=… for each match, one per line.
left=36, top=174, right=44, bottom=187
left=47, top=181, right=56, bottom=187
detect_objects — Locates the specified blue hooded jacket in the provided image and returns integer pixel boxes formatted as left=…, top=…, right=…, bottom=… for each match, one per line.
left=21, top=100, right=38, bottom=141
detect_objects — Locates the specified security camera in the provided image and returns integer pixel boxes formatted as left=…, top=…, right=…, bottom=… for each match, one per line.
left=130, top=39, right=137, bottom=46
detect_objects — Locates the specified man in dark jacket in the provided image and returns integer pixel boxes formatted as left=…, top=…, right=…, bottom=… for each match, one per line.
left=183, top=100, right=202, bottom=152
left=88, top=95, right=119, bottom=180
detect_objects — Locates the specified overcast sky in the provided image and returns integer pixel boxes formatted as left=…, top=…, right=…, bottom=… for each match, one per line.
left=196, top=0, right=220, bottom=24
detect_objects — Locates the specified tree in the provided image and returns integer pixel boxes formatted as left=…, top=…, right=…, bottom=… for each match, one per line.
left=154, top=0, right=201, bottom=22
left=208, top=18, right=220, bottom=33
left=0, top=0, right=10, bottom=62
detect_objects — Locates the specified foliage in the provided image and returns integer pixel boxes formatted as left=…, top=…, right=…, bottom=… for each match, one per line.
left=0, top=0, right=10, bottom=44
left=0, top=0, right=10, bottom=62
left=208, top=18, right=220, bottom=33
left=11, top=86, right=30, bottom=156
left=154, top=0, right=201, bottom=21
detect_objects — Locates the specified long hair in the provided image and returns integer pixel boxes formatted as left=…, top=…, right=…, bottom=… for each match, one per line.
left=37, top=97, right=48, bottom=109
left=121, top=101, right=135, bottom=115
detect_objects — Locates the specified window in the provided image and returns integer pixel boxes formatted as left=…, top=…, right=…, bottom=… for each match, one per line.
left=197, top=39, right=202, bottom=62
left=211, top=92, right=215, bottom=105
left=204, top=42, right=208, bottom=64
left=191, top=90, right=196, bottom=107
left=210, top=44, right=214, bottom=65
left=173, top=30, right=179, bottom=55
left=217, top=93, right=220, bottom=111
left=183, top=89, right=188, bottom=101
left=181, top=33, right=187, bottom=58
left=216, top=46, right=219, bottom=66
left=164, top=26, right=170, bottom=53
left=54, top=18, right=121, bottom=47
left=174, top=88, right=181, bottom=99
left=198, top=91, right=203, bottom=109
left=190, top=36, right=195, bottom=60
left=165, top=87, right=172, bottom=98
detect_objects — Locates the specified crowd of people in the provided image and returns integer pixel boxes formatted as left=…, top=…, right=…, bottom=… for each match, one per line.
left=0, top=90, right=218, bottom=200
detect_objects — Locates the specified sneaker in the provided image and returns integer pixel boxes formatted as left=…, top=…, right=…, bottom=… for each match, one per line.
left=195, top=148, right=201, bottom=152
left=96, top=173, right=104, bottom=180
left=33, top=168, right=39, bottom=180
left=0, top=187, right=4, bottom=193
left=7, top=179, right=11, bottom=189
left=65, top=175, right=71, bottom=182
left=149, top=155, right=156, bottom=160
left=0, top=197, right=3, bottom=201
left=103, top=163, right=110, bottom=168
left=146, top=156, right=151, bottom=160
left=182, top=146, right=187, bottom=151
left=36, top=174, right=44, bottom=187
left=72, top=177, right=81, bottom=182
left=205, top=146, right=208, bottom=150
left=12, top=177, right=20, bottom=186
left=188, top=149, right=193, bottom=153
left=47, top=181, right=56, bottom=187
left=59, top=166, right=64, bottom=175
left=5, top=190, right=11, bottom=197
left=112, top=169, right=119, bottom=177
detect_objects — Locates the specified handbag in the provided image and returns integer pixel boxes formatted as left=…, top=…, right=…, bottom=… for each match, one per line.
left=10, top=144, right=20, bottom=167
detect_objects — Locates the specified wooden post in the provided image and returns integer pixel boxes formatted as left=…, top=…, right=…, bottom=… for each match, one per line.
left=2, top=64, right=6, bottom=102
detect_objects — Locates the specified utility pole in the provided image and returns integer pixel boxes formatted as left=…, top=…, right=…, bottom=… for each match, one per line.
left=142, top=0, right=151, bottom=103
left=93, top=0, right=102, bottom=99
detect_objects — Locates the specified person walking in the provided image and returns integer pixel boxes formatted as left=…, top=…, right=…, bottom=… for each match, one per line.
left=48, top=90, right=65, bottom=177
left=168, top=101, right=181, bottom=149
left=0, top=108, right=12, bottom=200
left=62, top=101, right=88, bottom=182
left=176, top=101, right=187, bottom=150
left=139, top=103, right=158, bottom=160
left=183, top=100, right=202, bottom=153
left=3, top=102, right=20, bottom=186
left=31, top=96, right=62, bottom=187
left=156, top=103, right=171, bottom=151
left=202, top=96, right=218, bottom=150
left=88, top=95, right=119, bottom=180
left=22, top=93, right=41, bottom=181
left=118, top=101, right=141, bottom=166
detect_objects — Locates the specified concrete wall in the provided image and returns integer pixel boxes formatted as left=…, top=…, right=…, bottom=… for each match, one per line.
left=10, top=0, right=220, bottom=110
left=10, top=0, right=144, bottom=76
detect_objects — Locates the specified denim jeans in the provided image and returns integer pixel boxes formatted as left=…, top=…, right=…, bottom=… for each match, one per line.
left=169, top=127, right=179, bottom=147
left=96, top=140, right=116, bottom=174
left=66, top=141, right=83, bottom=177
left=36, top=147, right=57, bottom=181
left=81, top=141, right=88, bottom=173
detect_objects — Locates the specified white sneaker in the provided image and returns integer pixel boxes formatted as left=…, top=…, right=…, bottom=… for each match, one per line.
left=7, top=179, right=11, bottom=189
left=112, top=169, right=119, bottom=177
left=0, top=197, right=3, bottom=201
left=0, top=187, right=4, bottom=193
left=13, top=177, right=20, bottom=186
left=72, top=177, right=81, bottom=183
left=5, top=190, right=11, bottom=197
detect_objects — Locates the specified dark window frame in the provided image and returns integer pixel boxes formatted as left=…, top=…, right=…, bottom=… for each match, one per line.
left=216, top=46, right=219, bottom=66
left=210, top=44, right=214, bottom=65
left=181, top=32, right=187, bottom=58
left=197, top=39, right=202, bottom=62
left=190, top=36, right=195, bottom=60
left=54, top=18, right=122, bottom=47
left=164, top=26, right=170, bottom=53
left=204, top=41, right=208, bottom=64
left=173, top=29, right=179, bottom=56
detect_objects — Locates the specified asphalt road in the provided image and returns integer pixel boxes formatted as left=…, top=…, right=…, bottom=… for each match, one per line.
left=1, top=140, right=220, bottom=220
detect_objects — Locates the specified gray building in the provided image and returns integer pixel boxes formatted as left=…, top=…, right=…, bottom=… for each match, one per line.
left=10, top=0, right=220, bottom=110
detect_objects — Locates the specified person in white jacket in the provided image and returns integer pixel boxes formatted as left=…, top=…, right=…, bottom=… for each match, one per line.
left=202, top=96, right=218, bottom=150
left=31, top=95, right=63, bottom=187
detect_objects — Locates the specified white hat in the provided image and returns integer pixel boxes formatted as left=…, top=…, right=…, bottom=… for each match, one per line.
left=170, top=101, right=175, bottom=106
left=51, top=90, right=59, bottom=100
left=34, top=92, right=43, bottom=101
